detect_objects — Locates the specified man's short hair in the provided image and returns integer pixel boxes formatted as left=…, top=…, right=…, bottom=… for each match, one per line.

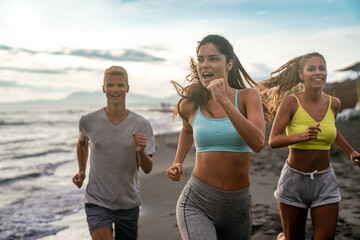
left=103, top=66, right=128, bottom=85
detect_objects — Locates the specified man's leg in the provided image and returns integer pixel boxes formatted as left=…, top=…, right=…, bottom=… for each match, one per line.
left=91, top=228, right=113, bottom=240
left=85, top=203, right=114, bottom=240
left=113, top=207, right=139, bottom=240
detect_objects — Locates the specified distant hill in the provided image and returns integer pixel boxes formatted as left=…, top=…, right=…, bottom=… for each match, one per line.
left=0, top=91, right=180, bottom=107
left=61, top=91, right=170, bottom=105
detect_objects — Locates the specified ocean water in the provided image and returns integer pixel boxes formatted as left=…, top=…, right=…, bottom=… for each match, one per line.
left=0, top=104, right=181, bottom=240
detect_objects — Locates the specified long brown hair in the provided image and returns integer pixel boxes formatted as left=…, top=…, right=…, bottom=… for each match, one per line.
left=171, top=34, right=271, bottom=122
left=259, top=52, right=326, bottom=120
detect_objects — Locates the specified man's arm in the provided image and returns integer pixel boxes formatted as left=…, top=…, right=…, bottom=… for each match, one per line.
left=72, top=139, right=89, bottom=188
left=132, top=133, right=153, bottom=174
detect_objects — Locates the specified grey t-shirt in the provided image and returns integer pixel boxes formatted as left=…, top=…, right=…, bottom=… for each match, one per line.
left=79, top=108, right=155, bottom=210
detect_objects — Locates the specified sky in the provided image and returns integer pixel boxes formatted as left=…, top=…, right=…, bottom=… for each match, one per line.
left=0, top=0, right=359, bottom=103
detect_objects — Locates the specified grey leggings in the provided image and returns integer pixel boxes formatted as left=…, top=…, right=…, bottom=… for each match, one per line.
left=176, top=175, right=252, bottom=240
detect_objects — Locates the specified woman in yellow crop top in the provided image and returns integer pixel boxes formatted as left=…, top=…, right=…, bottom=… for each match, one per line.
left=165, top=35, right=271, bottom=239
left=260, top=52, right=360, bottom=240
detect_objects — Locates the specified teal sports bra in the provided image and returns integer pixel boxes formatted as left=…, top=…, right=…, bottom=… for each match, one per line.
left=192, top=90, right=252, bottom=153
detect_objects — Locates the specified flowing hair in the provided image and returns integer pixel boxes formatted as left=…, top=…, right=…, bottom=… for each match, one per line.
left=171, top=34, right=272, bottom=122
left=259, top=52, right=326, bottom=120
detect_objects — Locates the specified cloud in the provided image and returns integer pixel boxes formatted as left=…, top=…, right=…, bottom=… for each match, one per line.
left=0, top=45, right=37, bottom=54
left=256, top=10, right=267, bottom=15
left=0, top=45, right=12, bottom=50
left=53, top=48, right=165, bottom=62
left=19, top=48, right=37, bottom=54
left=121, top=0, right=140, bottom=2
left=0, top=66, right=66, bottom=74
left=0, top=44, right=165, bottom=62
left=0, top=66, right=95, bottom=74
left=0, top=45, right=41, bottom=55
left=0, top=80, right=19, bottom=87
left=0, top=79, right=77, bottom=92
left=247, top=63, right=274, bottom=81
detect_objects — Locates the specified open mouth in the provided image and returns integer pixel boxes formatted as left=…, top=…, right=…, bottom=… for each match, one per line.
left=202, top=72, right=214, bottom=80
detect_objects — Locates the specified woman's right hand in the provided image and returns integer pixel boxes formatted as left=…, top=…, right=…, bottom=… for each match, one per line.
left=351, top=151, right=360, bottom=166
left=166, top=163, right=183, bottom=181
left=298, top=122, right=321, bottom=142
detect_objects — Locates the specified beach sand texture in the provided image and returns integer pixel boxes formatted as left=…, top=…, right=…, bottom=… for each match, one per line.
left=41, top=120, right=360, bottom=240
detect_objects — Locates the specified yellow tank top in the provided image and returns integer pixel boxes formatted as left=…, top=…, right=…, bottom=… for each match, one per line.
left=286, top=94, right=337, bottom=150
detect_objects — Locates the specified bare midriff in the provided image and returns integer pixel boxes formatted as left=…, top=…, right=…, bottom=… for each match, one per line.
left=288, top=148, right=331, bottom=172
left=192, top=151, right=251, bottom=191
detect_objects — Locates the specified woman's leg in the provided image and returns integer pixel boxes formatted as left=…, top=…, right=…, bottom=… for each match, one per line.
left=311, top=203, right=338, bottom=240
left=279, top=201, right=308, bottom=240
left=217, top=188, right=252, bottom=240
left=176, top=177, right=217, bottom=240
left=176, top=191, right=216, bottom=240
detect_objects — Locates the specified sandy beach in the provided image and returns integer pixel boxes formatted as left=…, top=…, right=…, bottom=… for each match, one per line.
left=41, top=119, right=360, bottom=240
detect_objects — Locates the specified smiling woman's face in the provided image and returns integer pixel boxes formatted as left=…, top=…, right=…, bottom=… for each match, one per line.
left=299, top=56, right=327, bottom=90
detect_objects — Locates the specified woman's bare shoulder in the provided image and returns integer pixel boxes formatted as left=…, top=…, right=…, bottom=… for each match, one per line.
left=324, top=94, right=341, bottom=114
left=278, top=94, right=299, bottom=113
left=239, top=87, right=259, bottom=96
left=237, top=88, right=261, bottom=102
left=283, top=94, right=299, bottom=103
left=179, top=99, right=196, bottom=119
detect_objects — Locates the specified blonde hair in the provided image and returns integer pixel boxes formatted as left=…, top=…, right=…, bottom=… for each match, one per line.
left=259, top=52, right=325, bottom=120
left=103, top=66, right=128, bottom=85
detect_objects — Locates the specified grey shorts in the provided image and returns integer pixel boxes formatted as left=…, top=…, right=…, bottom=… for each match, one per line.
left=176, top=175, right=252, bottom=240
left=85, top=203, right=139, bottom=240
left=274, top=161, right=341, bottom=209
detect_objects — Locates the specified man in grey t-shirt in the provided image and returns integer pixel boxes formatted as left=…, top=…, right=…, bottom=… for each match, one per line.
left=72, top=66, right=155, bottom=240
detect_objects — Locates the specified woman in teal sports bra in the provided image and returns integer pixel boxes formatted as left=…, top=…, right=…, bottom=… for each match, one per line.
left=166, top=35, right=271, bottom=240
left=260, top=52, right=360, bottom=240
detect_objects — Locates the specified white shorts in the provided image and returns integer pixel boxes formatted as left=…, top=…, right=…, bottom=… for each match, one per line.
left=274, top=160, right=341, bottom=209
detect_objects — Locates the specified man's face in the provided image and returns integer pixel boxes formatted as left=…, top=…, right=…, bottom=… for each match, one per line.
left=103, top=75, right=129, bottom=104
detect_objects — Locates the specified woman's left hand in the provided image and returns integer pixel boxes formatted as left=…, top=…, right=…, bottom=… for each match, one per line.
left=351, top=151, right=360, bottom=167
left=207, top=78, right=227, bottom=103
